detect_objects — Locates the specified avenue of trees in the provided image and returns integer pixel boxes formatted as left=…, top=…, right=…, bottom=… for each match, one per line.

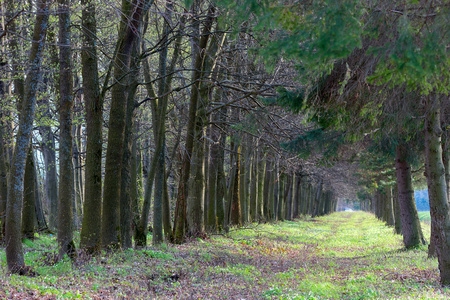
left=0, top=0, right=449, bottom=286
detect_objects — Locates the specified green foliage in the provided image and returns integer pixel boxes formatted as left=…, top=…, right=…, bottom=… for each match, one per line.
left=260, top=0, right=365, bottom=73
left=262, top=87, right=306, bottom=113
left=368, top=12, right=450, bottom=95
left=281, top=128, right=345, bottom=163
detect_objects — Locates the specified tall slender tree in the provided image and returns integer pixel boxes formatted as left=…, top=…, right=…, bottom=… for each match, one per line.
left=5, top=0, right=49, bottom=273
left=58, top=0, right=76, bottom=258
left=79, top=0, right=103, bottom=253
left=101, top=0, right=149, bottom=248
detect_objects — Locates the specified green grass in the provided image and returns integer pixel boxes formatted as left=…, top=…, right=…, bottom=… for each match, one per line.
left=418, top=211, right=431, bottom=224
left=0, top=212, right=446, bottom=299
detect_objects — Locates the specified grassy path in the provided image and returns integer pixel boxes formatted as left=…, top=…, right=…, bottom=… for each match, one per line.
left=1, top=212, right=448, bottom=299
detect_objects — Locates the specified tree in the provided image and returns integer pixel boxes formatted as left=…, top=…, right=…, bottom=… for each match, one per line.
left=22, top=147, right=36, bottom=239
left=37, top=98, right=58, bottom=230
left=79, top=0, right=103, bottom=253
left=424, top=95, right=450, bottom=284
left=57, top=0, right=76, bottom=259
left=174, top=3, right=215, bottom=241
left=395, top=143, right=425, bottom=248
left=5, top=0, right=49, bottom=273
left=101, top=0, right=149, bottom=249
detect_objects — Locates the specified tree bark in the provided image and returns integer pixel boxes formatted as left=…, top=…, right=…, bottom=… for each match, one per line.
left=22, top=147, right=35, bottom=239
left=285, top=175, right=293, bottom=220
left=249, top=151, right=257, bottom=221
left=277, top=173, right=285, bottom=221
left=312, top=179, right=323, bottom=218
left=79, top=0, right=103, bottom=253
left=273, top=162, right=279, bottom=219
left=215, top=113, right=227, bottom=232
left=102, top=0, right=148, bottom=249
left=268, top=159, right=276, bottom=221
left=120, top=53, right=138, bottom=249
left=34, top=159, right=47, bottom=231
left=393, top=184, right=402, bottom=234
left=424, top=96, right=450, bottom=285
left=174, top=5, right=215, bottom=241
left=443, top=133, right=449, bottom=203
left=37, top=100, right=58, bottom=230
left=5, top=0, right=49, bottom=273
left=395, top=144, right=425, bottom=248
left=206, top=122, right=219, bottom=232
left=386, top=186, right=395, bottom=226
left=293, top=175, right=300, bottom=218
left=230, top=143, right=241, bottom=226
left=153, top=1, right=176, bottom=244
left=257, top=151, right=265, bottom=221
left=0, top=112, right=7, bottom=240
left=239, top=136, right=249, bottom=225
left=263, top=159, right=272, bottom=220
left=58, top=0, right=76, bottom=259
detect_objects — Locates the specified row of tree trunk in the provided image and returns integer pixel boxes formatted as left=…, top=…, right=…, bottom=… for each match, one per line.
left=0, top=0, right=339, bottom=275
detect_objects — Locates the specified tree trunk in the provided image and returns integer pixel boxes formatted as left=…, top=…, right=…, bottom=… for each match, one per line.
left=249, top=151, right=257, bottom=221
left=162, top=169, right=173, bottom=242
left=136, top=151, right=156, bottom=247
left=34, top=160, right=47, bottom=231
left=120, top=54, right=138, bottom=249
left=395, top=144, right=425, bottom=248
left=272, top=163, right=279, bottom=219
left=285, top=175, right=293, bottom=220
left=6, top=0, right=49, bottom=273
left=102, top=0, right=148, bottom=249
left=153, top=1, right=178, bottom=244
left=72, top=122, right=83, bottom=229
left=206, top=122, right=218, bottom=232
left=307, top=182, right=314, bottom=216
left=424, top=97, right=450, bottom=285
left=312, top=179, right=323, bottom=218
left=277, top=173, right=285, bottom=221
left=393, top=184, right=402, bottom=234
left=174, top=5, right=215, bottom=241
left=58, top=0, right=76, bottom=259
left=79, top=0, right=103, bottom=253
left=257, top=151, right=265, bottom=221
left=22, top=147, right=36, bottom=239
left=239, top=137, right=250, bottom=225
left=131, top=127, right=141, bottom=237
left=443, top=134, right=449, bottom=203
left=203, top=124, right=211, bottom=227
left=0, top=114, right=8, bottom=240
left=267, top=160, right=276, bottom=221
left=230, top=143, right=241, bottom=226
left=0, top=69, right=10, bottom=240
left=293, top=175, right=300, bottom=218
left=386, top=186, right=395, bottom=226
left=37, top=101, right=58, bottom=230
left=216, top=119, right=227, bottom=232
left=263, top=159, right=272, bottom=220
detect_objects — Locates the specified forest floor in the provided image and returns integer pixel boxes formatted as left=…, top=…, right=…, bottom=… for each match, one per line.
left=1, top=211, right=448, bottom=299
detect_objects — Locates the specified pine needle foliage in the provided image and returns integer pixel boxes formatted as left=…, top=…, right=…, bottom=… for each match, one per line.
left=281, top=128, right=346, bottom=163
